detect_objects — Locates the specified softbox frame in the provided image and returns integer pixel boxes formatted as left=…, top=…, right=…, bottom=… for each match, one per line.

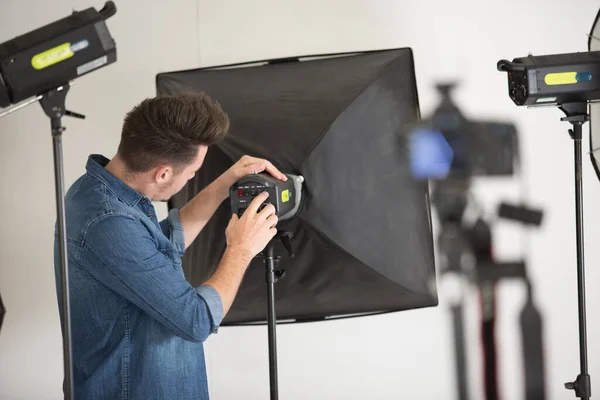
left=156, top=48, right=438, bottom=325
left=589, top=8, right=600, bottom=181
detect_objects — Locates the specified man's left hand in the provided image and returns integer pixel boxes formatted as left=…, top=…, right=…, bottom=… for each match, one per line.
left=214, top=155, right=287, bottom=200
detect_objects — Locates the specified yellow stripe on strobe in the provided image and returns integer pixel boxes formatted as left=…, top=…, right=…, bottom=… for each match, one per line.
left=544, top=72, right=577, bottom=85
left=31, top=42, right=74, bottom=70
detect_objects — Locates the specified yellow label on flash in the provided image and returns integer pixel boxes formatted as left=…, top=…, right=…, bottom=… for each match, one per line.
left=281, top=190, right=290, bottom=203
left=32, top=43, right=74, bottom=70
left=544, top=72, right=577, bottom=86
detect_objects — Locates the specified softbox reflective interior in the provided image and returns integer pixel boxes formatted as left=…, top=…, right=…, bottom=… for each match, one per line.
left=589, top=8, right=600, bottom=180
left=156, top=48, right=437, bottom=325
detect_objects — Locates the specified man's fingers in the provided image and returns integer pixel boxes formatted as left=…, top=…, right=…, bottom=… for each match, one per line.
left=227, top=213, right=239, bottom=230
left=245, top=162, right=266, bottom=176
left=258, top=203, right=276, bottom=220
left=241, top=157, right=287, bottom=181
left=264, top=213, right=278, bottom=229
left=263, top=160, right=287, bottom=181
left=247, top=191, right=270, bottom=214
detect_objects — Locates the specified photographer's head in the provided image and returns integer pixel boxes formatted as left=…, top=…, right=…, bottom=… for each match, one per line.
left=107, top=92, right=229, bottom=201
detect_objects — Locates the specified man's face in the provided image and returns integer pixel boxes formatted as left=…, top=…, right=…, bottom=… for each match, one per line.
left=154, top=145, right=208, bottom=202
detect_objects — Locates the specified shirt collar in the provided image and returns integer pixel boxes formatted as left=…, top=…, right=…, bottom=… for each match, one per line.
left=86, top=154, right=147, bottom=207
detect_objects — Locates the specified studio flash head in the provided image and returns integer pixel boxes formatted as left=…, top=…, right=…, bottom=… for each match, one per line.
left=497, top=51, right=600, bottom=106
left=230, top=173, right=304, bottom=221
left=0, top=1, right=117, bottom=113
left=0, top=3, right=118, bottom=397
left=497, top=17, right=600, bottom=396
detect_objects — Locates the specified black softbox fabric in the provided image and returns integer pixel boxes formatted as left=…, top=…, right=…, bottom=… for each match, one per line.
left=156, top=48, right=437, bottom=325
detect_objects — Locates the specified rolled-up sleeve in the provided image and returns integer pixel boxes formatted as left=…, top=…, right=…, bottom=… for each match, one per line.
left=195, top=285, right=223, bottom=333
left=159, top=208, right=186, bottom=257
left=83, top=213, right=222, bottom=342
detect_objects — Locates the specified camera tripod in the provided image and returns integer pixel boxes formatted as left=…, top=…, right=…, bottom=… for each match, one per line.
left=434, top=181, right=545, bottom=400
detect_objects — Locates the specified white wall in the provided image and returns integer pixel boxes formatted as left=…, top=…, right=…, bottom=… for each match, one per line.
left=1, top=1, right=599, bottom=399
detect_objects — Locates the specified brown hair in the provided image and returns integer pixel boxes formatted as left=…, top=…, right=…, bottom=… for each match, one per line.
left=118, top=92, right=229, bottom=173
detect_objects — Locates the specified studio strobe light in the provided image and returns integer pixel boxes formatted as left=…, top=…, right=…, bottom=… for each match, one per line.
left=230, top=173, right=304, bottom=220
left=0, top=2, right=116, bottom=113
left=498, top=40, right=600, bottom=399
left=497, top=51, right=600, bottom=107
left=0, top=3, right=117, bottom=400
left=230, top=172, right=304, bottom=400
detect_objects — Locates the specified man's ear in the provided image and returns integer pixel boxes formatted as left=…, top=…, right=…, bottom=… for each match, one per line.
left=154, top=165, right=172, bottom=184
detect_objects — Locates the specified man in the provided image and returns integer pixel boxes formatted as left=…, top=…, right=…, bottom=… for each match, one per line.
left=54, top=92, right=287, bottom=399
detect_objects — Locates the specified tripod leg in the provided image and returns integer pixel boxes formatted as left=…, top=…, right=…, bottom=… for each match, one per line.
left=481, top=284, right=499, bottom=400
left=265, top=242, right=279, bottom=400
left=451, top=304, right=469, bottom=400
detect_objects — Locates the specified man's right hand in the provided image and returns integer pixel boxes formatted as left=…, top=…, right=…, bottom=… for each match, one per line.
left=225, top=191, right=278, bottom=259
left=203, top=191, right=278, bottom=318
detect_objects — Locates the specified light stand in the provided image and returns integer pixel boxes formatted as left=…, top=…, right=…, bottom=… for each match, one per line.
left=264, top=240, right=279, bottom=400
left=495, top=52, right=596, bottom=398
left=261, top=231, right=294, bottom=400
left=559, top=102, right=591, bottom=400
left=39, top=83, right=84, bottom=400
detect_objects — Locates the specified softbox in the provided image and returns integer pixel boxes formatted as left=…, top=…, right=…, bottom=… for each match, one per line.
left=156, top=48, right=438, bottom=325
left=589, top=8, right=600, bottom=180
left=0, top=292, right=4, bottom=331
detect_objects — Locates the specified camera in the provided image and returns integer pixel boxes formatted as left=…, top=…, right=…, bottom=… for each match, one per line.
left=408, top=83, right=518, bottom=180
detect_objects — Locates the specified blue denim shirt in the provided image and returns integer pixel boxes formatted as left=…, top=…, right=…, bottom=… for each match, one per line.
left=54, top=154, right=223, bottom=400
